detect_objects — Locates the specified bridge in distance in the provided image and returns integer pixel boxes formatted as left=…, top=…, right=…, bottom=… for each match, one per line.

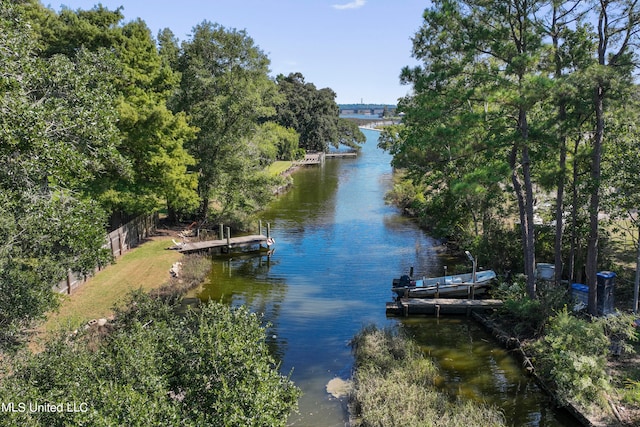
left=338, top=104, right=397, bottom=116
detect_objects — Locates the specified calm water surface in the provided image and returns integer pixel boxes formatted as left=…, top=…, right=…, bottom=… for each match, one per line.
left=193, top=129, right=579, bottom=427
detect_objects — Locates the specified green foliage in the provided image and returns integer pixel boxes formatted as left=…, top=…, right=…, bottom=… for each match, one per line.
left=337, top=118, right=366, bottom=150
left=275, top=72, right=365, bottom=152
left=252, top=122, right=302, bottom=163
left=530, top=308, right=612, bottom=407
left=494, top=281, right=544, bottom=337
left=0, top=3, right=118, bottom=347
left=493, top=280, right=569, bottom=338
left=350, top=325, right=505, bottom=427
left=28, top=4, right=200, bottom=221
left=0, top=294, right=301, bottom=426
left=389, top=0, right=640, bottom=298
left=173, top=21, right=279, bottom=219
left=622, top=379, right=640, bottom=405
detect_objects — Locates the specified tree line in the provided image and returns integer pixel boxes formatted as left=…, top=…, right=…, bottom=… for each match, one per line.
left=379, top=0, right=640, bottom=315
left=0, top=1, right=364, bottom=345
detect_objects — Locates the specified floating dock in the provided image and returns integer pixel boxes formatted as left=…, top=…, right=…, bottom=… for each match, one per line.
left=386, top=298, right=503, bottom=317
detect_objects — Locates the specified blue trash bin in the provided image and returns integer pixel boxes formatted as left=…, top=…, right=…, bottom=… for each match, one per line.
left=571, top=283, right=589, bottom=309
left=597, top=271, right=616, bottom=315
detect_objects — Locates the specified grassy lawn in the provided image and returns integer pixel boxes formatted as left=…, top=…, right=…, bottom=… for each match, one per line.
left=266, top=160, right=293, bottom=176
left=42, top=236, right=182, bottom=333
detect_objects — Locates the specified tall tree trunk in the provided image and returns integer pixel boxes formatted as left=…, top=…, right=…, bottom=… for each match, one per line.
left=586, top=85, right=605, bottom=315
left=634, top=224, right=640, bottom=313
left=512, top=106, right=536, bottom=299
left=552, top=8, right=567, bottom=285
left=555, top=132, right=567, bottom=284
left=522, top=144, right=537, bottom=297
left=569, top=139, right=581, bottom=284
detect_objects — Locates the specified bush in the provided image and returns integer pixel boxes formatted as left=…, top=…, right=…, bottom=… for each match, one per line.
left=0, top=294, right=300, bottom=426
left=529, top=308, right=611, bottom=407
left=493, top=279, right=569, bottom=338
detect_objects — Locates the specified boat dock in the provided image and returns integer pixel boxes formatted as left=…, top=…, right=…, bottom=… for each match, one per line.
left=172, top=222, right=274, bottom=254
left=386, top=298, right=503, bottom=317
left=178, top=235, right=270, bottom=254
left=294, top=152, right=324, bottom=165
left=325, top=152, right=357, bottom=158
left=293, top=151, right=358, bottom=166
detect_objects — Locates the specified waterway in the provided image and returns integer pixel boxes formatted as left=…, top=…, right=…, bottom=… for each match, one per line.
left=193, top=129, right=580, bottom=426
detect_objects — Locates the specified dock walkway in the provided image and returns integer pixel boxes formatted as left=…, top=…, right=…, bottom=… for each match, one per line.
left=325, top=152, right=357, bottom=158
left=293, top=152, right=324, bottom=165
left=177, top=235, right=269, bottom=254
left=386, top=298, right=503, bottom=317
left=293, top=151, right=358, bottom=165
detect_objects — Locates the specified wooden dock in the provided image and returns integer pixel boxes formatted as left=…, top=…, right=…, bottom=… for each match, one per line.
left=293, top=151, right=358, bottom=166
left=178, top=235, right=270, bottom=254
left=293, top=152, right=324, bottom=165
left=325, top=152, right=357, bottom=158
left=386, top=298, right=503, bottom=317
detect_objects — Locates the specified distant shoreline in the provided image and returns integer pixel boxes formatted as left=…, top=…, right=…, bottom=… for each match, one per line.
left=358, top=126, right=382, bottom=132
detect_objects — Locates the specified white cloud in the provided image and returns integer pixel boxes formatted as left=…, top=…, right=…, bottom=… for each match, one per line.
left=332, top=0, right=366, bottom=10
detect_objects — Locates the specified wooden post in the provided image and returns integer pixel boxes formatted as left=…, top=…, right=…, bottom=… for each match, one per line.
left=67, top=269, right=73, bottom=295
left=109, top=233, right=116, bottom=258
left=435, top=304, right=441, bottom=318
left=435, top=282, right=440, bottom=299
left=219, top=224, right=224, bottom=240
left=267, top=223, right=271, bottom=239
left=403, top=302, right=408, bottom=317
left=259, top=220, right=263, bottom=236
left=226, top=227, right=231, bottom=249
left=118, top=230, right=124, bottom=257
left=410, top=266, right=414, bottom=278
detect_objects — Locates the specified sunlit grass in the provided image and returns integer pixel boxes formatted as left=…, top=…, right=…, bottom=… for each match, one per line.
left=266, top=160, right=293, bottom=176
left=42, top=236, right=181, bottom=333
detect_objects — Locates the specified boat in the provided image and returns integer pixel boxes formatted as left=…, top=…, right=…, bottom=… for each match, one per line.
left=391, top=270, right=497, bottom=299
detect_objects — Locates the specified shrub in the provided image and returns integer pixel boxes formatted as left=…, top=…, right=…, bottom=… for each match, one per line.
left=492, top=279, right=569, bottom=338
left=529, top=308, right=611, bottom=407
left=0, top=295, right=300, bottom=426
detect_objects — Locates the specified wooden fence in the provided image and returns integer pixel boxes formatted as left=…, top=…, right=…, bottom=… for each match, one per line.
left=53, top=212, right=159, bottom=294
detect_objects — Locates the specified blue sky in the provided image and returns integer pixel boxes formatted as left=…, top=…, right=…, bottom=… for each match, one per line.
left=42, top=0, right=429, bottom=104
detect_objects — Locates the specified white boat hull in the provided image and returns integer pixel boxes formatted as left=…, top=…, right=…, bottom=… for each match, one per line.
left=392, top=270, right=496, bottom=299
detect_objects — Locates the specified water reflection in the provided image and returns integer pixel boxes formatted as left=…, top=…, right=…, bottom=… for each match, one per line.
left=191, top=129, right=579, bottom=427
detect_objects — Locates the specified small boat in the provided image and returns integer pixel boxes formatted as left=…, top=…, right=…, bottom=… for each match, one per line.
left=391, top=270, right=497, bottom=298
